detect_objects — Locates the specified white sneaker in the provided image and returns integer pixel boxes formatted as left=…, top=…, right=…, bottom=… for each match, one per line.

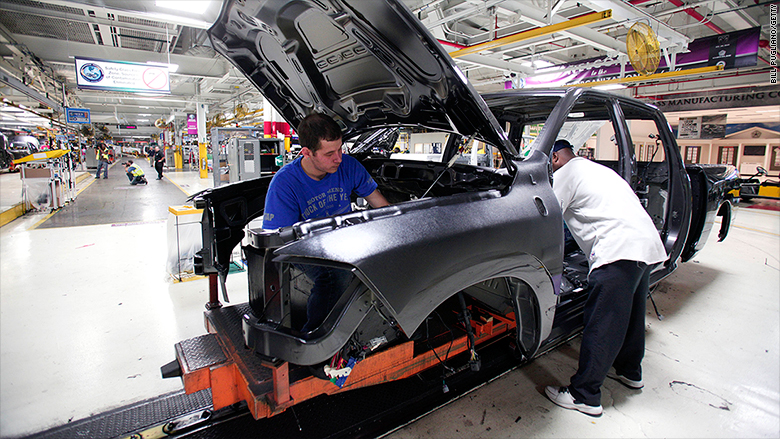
left=544, top=386, right=603, bottom=417
left=607, top=370, right=644, bottom=389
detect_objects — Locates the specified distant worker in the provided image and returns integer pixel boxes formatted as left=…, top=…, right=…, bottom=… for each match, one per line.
left=95, top=143, right=110, bottom=179
left=263, top=112, right=389, bottom=333
left=544, top=139, right=667, bottom=417
left=153, top=145, right=165, bottom=180
left=146, top=144, right=155, bottom=165
left=123, top=160, right=147, bottom=185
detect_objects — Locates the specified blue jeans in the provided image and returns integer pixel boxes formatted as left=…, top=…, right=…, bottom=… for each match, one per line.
left=96, top=160, right=108, bottom=178
left=297, top=265, right=352, bottom=333
left=568, top=260, right=652, bottom=406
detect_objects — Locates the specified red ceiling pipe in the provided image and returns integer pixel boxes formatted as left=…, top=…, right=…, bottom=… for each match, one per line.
left=438, top=39, right=466, bottom=49
left=632, top=70, right=768, bottom=96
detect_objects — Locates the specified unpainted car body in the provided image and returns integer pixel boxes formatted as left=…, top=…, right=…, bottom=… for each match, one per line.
left=192, top=0, right=736, bottom=371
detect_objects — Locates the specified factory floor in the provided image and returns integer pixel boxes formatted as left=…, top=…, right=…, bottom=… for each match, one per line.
left=1, top=158, right=778, bottom=438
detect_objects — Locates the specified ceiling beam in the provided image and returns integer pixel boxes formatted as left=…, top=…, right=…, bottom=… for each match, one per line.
left=449, top=10, right=613, bottom=59
left=0, top=66, right=62, bottom=111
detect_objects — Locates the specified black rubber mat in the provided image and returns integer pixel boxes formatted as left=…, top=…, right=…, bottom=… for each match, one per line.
left=37, top=159, right=190, bottom=229
left=20, top=389, right=213, bottom=439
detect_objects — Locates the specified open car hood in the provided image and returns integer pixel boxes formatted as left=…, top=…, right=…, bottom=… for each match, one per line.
left=208, top=0, right=516, bottom=157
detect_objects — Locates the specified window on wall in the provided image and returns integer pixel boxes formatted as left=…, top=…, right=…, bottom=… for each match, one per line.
left=718, top=146, right=737, bottom=166
left=771, top=146, right=780, bottom=172
left=743, top=145, right=766, bottom=156
left=685, top=146, right=700, bottom=164
left=636, top=143, right=654, bottom=161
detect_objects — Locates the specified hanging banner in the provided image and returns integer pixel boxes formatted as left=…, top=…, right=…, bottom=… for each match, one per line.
left=187, top=114, right=197, bottom=135
left=654, top=85, right=780, bottom=112
left=524, top=27, right=760, bottom=88
left=75, top=57, right=171, bottom=94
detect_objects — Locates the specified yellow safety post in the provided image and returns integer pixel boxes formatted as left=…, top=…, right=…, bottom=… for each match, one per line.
left=174, top=145, right=183, bottom=170
left=199, top=142, right=208, bottom=179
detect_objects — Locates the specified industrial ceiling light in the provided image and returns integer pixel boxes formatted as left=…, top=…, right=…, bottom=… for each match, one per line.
left=522, top=60, right=555, bottom=69
left=155, top=1, right=212, bottom=15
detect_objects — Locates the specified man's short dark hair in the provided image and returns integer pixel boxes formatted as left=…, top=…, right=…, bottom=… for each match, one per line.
left=124, top=160, right=133, bottom=165
left=297, top=113, right=342, bottom=153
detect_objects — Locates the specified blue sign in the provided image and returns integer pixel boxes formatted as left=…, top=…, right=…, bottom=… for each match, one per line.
left=66, top=108, right=91, bottom=124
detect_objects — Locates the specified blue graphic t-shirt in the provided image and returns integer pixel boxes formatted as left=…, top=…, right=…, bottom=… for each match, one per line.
left=262, top=154, right=378, bottom=229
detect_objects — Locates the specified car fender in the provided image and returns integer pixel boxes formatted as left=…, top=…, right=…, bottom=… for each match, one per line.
left=274, top=155, right=561, bottom=350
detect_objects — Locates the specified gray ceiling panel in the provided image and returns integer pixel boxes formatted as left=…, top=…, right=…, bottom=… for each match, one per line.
left=0, top=11, right=94, bottom=43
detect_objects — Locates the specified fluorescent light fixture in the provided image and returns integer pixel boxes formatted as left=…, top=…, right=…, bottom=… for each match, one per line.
left=138, top=113, right=152, bottom=116
left=522, top=60, right=555, bottom=69
left=138, top=119, right=150, bottom=122
left=594, top=83, right=627, bottom=91
left=156, top=1, right=211, bottom=14
left=568, top=112, right=585, bottom=118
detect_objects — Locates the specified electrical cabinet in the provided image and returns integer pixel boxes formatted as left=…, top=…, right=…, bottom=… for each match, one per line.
left=214, top=137, right=282, bottom=187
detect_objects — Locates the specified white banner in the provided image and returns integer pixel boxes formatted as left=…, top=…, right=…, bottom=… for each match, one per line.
left=75, top=57, right=170, bottom=94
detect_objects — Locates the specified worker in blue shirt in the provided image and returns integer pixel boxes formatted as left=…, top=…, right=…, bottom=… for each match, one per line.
left=263, top=113, right=389, bottom=333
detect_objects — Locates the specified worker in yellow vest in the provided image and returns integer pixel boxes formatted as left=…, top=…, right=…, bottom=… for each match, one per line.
left=122, top=160, right=148, bottom=185
left=95, top=143, right=110, bottom=179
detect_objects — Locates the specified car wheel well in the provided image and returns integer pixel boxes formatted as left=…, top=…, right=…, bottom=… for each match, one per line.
left=458, top=276, right=541, bottom=359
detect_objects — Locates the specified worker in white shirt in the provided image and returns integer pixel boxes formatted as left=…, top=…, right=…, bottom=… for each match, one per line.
left=544, top=139, right=667, bottom=417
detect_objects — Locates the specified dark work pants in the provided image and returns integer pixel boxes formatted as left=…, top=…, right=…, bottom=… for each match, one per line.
left=569, top=260, right=652, bottom=407
left=127, top=172, right=144, bottom=185
left=299, top=265, right=352, bottom=333
left=155, top=162, right=164, bottom=179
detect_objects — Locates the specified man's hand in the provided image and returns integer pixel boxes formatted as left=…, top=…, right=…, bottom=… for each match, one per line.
left=364, top=189, right=389, bottom=208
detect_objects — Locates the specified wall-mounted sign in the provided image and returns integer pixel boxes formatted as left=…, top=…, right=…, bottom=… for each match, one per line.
left=75, top=57, right=171, bottom=94
left=118, top=125, right=137, bottom=129
left=66, top=107, right=90, bottom=124
left=700, top=115, right=727, bottom=139
left=187, top=113, right=197, bottom=135
left=677, top=115, right=728, bottom=140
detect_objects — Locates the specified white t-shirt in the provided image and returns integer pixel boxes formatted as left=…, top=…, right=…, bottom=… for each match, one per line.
left=553, top=157, right=667, bottom=272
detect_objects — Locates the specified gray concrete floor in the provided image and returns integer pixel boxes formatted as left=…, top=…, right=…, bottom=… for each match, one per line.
left=0, top=163, right=778, bottom=438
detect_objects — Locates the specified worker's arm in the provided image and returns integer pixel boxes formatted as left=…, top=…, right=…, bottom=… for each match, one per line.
left=364, top=189, right=389, bottom=208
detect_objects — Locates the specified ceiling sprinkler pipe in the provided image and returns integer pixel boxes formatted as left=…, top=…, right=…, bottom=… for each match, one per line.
left=438, top=39, right=466, bottom=50
left=630, top=0, right=725, bottom=34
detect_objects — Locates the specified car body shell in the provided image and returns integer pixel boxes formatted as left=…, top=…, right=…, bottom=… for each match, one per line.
left=192, top=0, right=737, bottom=367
